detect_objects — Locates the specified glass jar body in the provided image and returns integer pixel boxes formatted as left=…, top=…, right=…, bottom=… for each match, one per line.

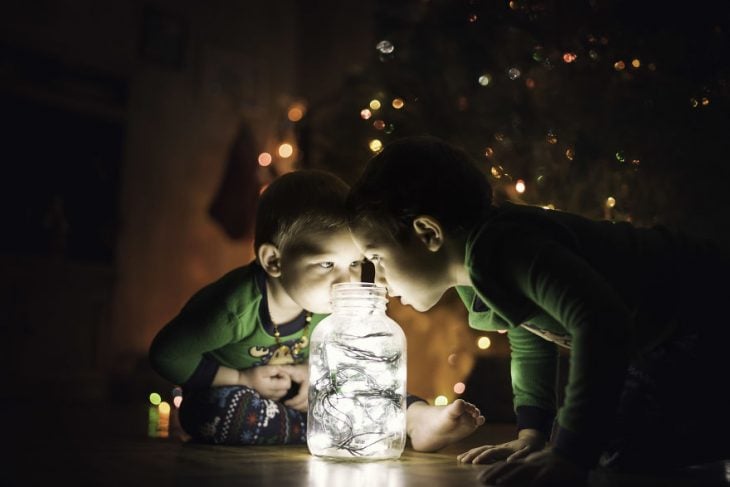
left=306, top=284, right=407, bottom=460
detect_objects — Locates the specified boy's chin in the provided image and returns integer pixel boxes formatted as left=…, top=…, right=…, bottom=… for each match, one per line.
left=308, top=303, right=332, bottom=315
left=409, top=302, right=432, bottom=312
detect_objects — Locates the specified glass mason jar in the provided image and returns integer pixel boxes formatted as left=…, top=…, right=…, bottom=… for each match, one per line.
left=307, top=282, right=407, bottom=460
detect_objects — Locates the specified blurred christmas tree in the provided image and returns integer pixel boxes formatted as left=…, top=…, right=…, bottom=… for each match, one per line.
left=296, top=0, right=730, bottom=244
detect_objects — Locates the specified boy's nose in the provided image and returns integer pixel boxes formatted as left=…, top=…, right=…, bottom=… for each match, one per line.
left=333, top=268, right=354, bottom=286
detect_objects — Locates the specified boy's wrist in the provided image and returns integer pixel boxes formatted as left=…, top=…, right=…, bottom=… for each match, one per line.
left=517, top=428, right=546, bottom=443
left=515, top=405, right=555, bottom=440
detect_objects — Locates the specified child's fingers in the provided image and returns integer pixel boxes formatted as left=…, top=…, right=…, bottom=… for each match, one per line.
left=472, top=446, right=514, bottom=464
left=506, top=446, right=531, bottom=462
left=457, top=445, right=495, bottom=463
left=284, top=392, right=308, bottom=412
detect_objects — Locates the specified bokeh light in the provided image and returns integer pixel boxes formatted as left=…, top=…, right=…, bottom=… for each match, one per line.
left=515, top=179, right=526, bottom=194
left=369, top=139, right=383, bottom=152
left=149, top=392, right=162, bottom=406
left=278, top=143, right=293, bottom=158
left=258, top=152, right=272, bottom=166
left=287, top=103, right=306, bottom=122
left=478, top=74, right=491, bottom=86
left=434, top=395, right=449, bottom=406
left=158, top=401, right=171, bottom=415
left=376, top=40, right=394, bottom=54
left=477, top=336, right=491, bottom=349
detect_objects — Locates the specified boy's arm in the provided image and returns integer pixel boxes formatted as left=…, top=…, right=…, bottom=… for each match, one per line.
left=469, top=222, right=632, bottom=469
left=511, top=238, right=632, bottom=469
left=508, top=325, right=559, bottom=440
left=212, top=365, right=247, bottom=386
left=149, top=303, right=240, bottom=387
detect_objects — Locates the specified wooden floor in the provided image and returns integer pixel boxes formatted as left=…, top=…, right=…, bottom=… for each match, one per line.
left=4, top=398, right=729, bottom=487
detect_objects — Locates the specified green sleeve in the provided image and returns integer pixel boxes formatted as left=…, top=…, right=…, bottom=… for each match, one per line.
left=149, top=288, right=248, bottom=385
left=508, top=325, right=559, bottom=413
left=511, top=237, right=632, bottom=437
left=469, top=219, right=633, bottom=439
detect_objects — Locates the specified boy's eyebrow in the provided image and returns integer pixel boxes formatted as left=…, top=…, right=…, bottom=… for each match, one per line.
left=287, top=241, right=326, bottom=256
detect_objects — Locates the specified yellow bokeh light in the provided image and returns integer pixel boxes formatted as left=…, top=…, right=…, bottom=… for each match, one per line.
left=606, top=196, right=616, bottom=208
left=369, top=139, right=383, bottom=152
left=515, top=179, right=526, bottom=194
left=477, top=336, right=491, bottom=349
left=258, top=152, right=272, bottom=166
left=453, top=382, right=466, bottom=394
left=278, top=143, right=294, bottom=158
left=392, top=98, right=405, bottom=109
left=631, top=58, right=641, bottom=68
left=149, top=392, right=162, bottom=405
left=369, top=99, right=381, bottom=110
left=614, top=60, right=626, bottom=71
left=434, top=395, right=449, bottom=406
left=158, top=401, right=171, bottom=414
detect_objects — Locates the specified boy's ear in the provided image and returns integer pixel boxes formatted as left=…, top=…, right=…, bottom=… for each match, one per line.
left=257, top=243, right=282, bottom=277
left=412, top=215, right=443, bottom=252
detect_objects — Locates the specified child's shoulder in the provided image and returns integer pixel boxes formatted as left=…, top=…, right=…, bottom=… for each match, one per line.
left=185, top=261, right=264, bottom=310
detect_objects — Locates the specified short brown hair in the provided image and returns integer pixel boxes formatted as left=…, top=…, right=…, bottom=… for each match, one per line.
left=254, top=170, right=350, bottom=252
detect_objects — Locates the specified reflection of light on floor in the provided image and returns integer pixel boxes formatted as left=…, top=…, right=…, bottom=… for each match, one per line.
left=147, top=402, right=170, bottom=438
left=724, top=460, right=730, bottom=482
left=307, top=457, right=404, bottom=487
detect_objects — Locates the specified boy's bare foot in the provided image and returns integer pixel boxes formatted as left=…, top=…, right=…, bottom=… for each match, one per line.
left=407, top=399, right=485, bottom=452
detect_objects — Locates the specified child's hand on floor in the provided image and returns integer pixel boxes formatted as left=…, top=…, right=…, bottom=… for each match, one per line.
left=458, top=428, right=546, bottom=464
left=280, top=364, right=309, bottom=412
left=477, top=448, right=587, bottom=486
left=239, top=365, right=292, bottom=400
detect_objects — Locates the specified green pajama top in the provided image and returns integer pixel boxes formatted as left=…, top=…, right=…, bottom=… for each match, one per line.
left=456, top=201, right=720, bottom=467
left=149, top=261, right=326, bottom=388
